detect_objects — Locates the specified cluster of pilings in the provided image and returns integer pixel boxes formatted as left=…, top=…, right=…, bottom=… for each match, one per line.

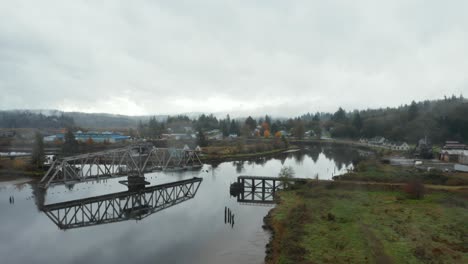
left=225, top=206, right=235, bottom=227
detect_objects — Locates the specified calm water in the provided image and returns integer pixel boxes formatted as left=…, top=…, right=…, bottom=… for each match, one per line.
left=0, top=145, right=359, bottom=264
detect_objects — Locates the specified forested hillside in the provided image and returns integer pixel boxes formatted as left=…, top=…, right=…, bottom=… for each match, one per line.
left=0, top=111, right=74, bottom=128
left=326, top=96, right=468, bottom=144
left=1, top=96, right=467, bottom=144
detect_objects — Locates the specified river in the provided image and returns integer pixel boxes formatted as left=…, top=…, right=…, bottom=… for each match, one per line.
left=0, top=145, right=360, bottom=264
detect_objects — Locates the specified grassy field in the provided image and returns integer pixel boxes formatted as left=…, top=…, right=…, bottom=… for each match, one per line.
left=334, top=159, right=468, bottom=186
left=265, top=182, right=468, bottom=264
left=0, top=157, right=44, bottom=179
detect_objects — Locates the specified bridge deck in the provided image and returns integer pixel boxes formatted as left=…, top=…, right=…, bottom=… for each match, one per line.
left=238, top=175, right=309, bottom=181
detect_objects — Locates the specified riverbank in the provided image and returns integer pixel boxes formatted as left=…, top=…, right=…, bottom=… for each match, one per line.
left=264, top=181, right=468, bottom=263
left=0, top=158, right=45, bottom=181
left=200, top=147, right=294, bottom=163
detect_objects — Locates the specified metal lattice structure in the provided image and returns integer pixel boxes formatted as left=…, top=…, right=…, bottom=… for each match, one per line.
left=39, top=144, right=203, bottom=189
left=41, top=177, right=202, bottom=230
left=236, top=176, right=308, bottom=205
left=236, top=176, right=285, bottom=204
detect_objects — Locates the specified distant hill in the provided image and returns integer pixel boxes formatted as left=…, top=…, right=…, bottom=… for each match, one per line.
left=0, top=110, right=168, bottom=129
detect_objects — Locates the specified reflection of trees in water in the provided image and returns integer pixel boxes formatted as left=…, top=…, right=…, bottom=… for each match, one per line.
left=209, top=144, right=360, bottom=172
left=321, top=145, right=358, bottom=170
left=233, top=161, right=245, bottom=173
left=293, top=150, right=304, bottom=164
left=308, top=146, right=321, bottom=163
left=31, top=183, right=46, bottom=209
left=211, top=162, right=221, bottom=169
left=254, top=158, right=267, bottom=166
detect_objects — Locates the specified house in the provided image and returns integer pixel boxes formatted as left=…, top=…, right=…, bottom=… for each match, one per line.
left=389, top=142, right=410, bottom=151
left=440, top=149, right=468, bottom=163
left=305, top=130, right=316, bottom=138
left=396, top=142, right=410, bottom=151
left=0, top=130, right=15, bottom=138
left=161, top=133, right=193, bottom=140
left=205, top=129, right=223, bottom=140
left=368, top=136, right=386, bottom=145
left=443, top=141, right=466, bottom=150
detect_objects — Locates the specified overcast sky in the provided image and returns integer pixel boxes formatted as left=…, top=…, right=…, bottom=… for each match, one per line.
left=0, top=0, right=467, bottom=117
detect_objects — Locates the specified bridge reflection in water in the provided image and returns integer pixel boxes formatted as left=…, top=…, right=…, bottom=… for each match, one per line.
left=40, top=177, right=202, bottom=230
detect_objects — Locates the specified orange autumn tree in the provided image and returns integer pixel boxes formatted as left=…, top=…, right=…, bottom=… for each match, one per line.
left=262, top=121, right=270, bottom=138
left=86, top=137, right=94, bottom=145
left=275, top=131, right=281, bottom=138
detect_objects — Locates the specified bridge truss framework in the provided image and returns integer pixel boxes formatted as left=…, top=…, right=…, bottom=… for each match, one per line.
left=39, top=144, right=203, bottom=189
left=41, top=177, right=202, bottom=230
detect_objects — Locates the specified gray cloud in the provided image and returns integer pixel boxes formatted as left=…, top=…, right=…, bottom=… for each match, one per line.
left=0, top=0, right=467, bottom=116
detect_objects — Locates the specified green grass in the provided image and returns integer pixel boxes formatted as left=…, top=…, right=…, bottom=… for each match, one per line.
left=266, top=183, right=468, bottom=264
left=200, top=147, right=288, bottom=161
left=334, top=159, right=468, bottom=186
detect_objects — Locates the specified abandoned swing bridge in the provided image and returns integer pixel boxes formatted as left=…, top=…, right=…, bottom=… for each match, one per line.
left=231, top=176, right=308, bottom=205
left=39, top=143, right=203, bottom=189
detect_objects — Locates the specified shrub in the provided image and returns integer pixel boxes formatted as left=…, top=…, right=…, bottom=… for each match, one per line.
left=279, top=166, right=295, bottom=178
left=403, top=180, right=425, bottom=199
left=13, top=159, right=28, bottom=170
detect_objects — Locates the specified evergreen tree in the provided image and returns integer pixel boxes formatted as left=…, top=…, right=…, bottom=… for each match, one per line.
left=31, top=131, right=45, bottom=168
left=313, top=113, right=320, bottom=121
left=220, top=120, right=229, bottom=137
left=245, top=116, right=257, bottom=130
left=230, top=120, right=240, bottom=135
left=293, top=119, right=305, bottom=139
left=332, top=107, right=347, bottom=122
left=352, top=113, right=363, bottom=131
left=62, top=129, right=78, bottom=155
left=408, top=101, right=418, bottom=121
left=265, top=115, right=271, bottom=126
left=197, top=129, right=207, bottom=147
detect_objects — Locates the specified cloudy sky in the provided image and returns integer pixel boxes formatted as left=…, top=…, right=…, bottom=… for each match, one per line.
left=0, top=0, right=467, bottom=117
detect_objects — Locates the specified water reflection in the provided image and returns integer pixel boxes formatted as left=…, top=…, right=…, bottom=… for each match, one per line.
left=228, top=145, right=360, bottom=180
left=39, top=178, right=202, bottom=230
left=0, top=144, right=364, bottom=264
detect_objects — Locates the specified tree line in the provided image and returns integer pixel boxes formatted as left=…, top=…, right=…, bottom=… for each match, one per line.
left=3, top=96, right=467, bottom=145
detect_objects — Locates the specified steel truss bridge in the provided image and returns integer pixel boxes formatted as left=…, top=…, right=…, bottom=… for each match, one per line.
left=39, top=144, right=203, bottom=189
left=235, top=176, right=307, bottom=205
left=40, top=177, right=202, bottom=230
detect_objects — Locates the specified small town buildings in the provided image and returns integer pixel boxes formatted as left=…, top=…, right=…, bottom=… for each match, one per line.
left=443, top=141, right=466, bottom=150
left=392, top=142, right=410, bottom=151
left=368, top=136, right=386, bottom=145
left=161, top=133, right=194, bottom=140
left=440, top=149, right=468, bottom=164
left=439, top=140, right=468, bottom=164
left=363, top=137, right=409, bottom=151
left=0, top=130, right=15, bottom=137
left=205, top=129, right=223, bottom=140
left=44, top=131, right=130, bottom=143
left=305, top=130, right=316, bottom=138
